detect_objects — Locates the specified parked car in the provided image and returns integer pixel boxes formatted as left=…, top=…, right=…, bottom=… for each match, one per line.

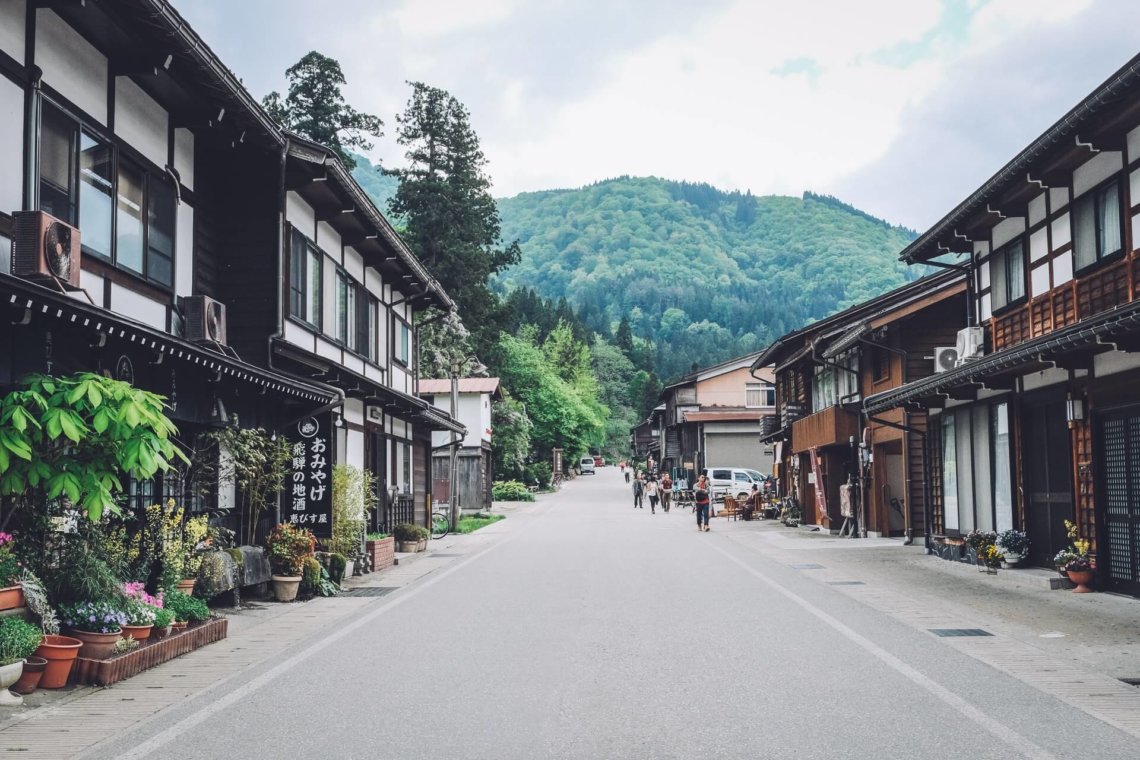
left=706, top=467, right=767, bottom=500
left=579, top=457, right=597, bottom=475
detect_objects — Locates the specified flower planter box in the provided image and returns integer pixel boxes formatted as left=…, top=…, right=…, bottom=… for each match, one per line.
left=367, top=537, right=395, bottom=571
left=71, top=617, right=228, bottom=687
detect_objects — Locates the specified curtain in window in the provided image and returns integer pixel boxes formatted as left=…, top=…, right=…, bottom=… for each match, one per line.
left=992, top=402, right=1013, bottom=532
left=991, top=248, right=1008, bottom=309
left=1074, top=193, right=1097, bottom=270
left=1006, top=240, right=1025, bottom=302
left=289, top=232, right=305, bottom=318
left=306, top=249, right=321, bottom=326
left=1100, top=182, right=1121, bottom=259
left=956, top=409, right=975, bottom=532
left=942, top=414, right=959, bottom=531
left=972, top=404, right=993, bottom=531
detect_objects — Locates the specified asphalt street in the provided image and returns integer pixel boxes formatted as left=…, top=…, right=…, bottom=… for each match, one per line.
left=87, top=468, right=1140, bottom=760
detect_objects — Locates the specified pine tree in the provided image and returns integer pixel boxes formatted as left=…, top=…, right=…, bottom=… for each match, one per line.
left=262, top=52, right=383, bottom=170
left=616, top=317, right=634, bottom=355
left=388, top=82, right=520, bottom=359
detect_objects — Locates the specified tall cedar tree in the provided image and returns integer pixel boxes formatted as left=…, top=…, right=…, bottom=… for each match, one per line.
left=263, top=52, right=383, bottom=170
left=387, top=82, right=520, bottom=360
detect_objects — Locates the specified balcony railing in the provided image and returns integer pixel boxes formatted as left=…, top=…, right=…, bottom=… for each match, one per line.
left=791, top=405, right=859, bottom=451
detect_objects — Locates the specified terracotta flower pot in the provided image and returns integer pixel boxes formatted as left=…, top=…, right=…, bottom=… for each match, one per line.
left=0, top=585, right=24, bottom=611
left=271, top=575, right=302, bottom=602
left=33, top=635, right=82, bottom=689
left=176, top=578, right=197, bottom=594
left=170, top=620, right=189, bottom=633
left=1068, top=569, right=1095, bottom=593
left=11, top=656, right=47, bottom=695
left=397, top=541, right=418, bottom=553
left=121, top=624, right=153, bottom=641
left=68, top=629, right=122, bottom=660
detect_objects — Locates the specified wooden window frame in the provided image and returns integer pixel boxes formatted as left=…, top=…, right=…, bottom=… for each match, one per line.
left=1072, top=175, right=1125, bottom=276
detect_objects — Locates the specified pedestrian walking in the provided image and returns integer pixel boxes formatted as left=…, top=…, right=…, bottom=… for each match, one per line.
left=632, top=474, right=644, bottom=508
left=694, top=474, right=711, bottom=532
left=646, top=477, right=659, bottom=514
left=660, top=473, right=672, bottom=512
left=624, top=462, right=631, bottom=483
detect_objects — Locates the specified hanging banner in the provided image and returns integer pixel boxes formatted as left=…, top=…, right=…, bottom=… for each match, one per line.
left=809, top=446, right=827, bottom=520
left=284, top=413, right=334, bottom=537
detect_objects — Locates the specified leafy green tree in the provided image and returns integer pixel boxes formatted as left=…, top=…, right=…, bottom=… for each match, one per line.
left=0, top=373, right=188, bottom=523
left=262, top=51, right=383, bottom=170
left=416, top=309, right=483, bottom=379
left=388, top=82, right=520, bottom=359
left=491, top=396, right=532, bottom=480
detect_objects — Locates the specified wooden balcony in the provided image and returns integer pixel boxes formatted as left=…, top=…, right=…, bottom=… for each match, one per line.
left=791, top=405, right=859, bottom=452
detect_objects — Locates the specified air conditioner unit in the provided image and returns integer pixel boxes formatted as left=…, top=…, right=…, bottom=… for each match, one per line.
left=933, top=347, right=959, bottom=373
left=11, top=210, right=81, bottom=288
left=180, top=295, right=227, bottom=345
left=955, top=326, right=985, bottom=363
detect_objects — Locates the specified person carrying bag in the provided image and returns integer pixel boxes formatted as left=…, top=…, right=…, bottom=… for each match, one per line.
left=694, top=474, right=711, bottom=532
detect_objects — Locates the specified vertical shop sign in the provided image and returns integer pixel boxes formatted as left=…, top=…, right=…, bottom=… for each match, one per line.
left=285, top=414, right=334, bottom=537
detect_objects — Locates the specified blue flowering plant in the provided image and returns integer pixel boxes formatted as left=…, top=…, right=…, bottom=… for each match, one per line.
left=123, top=597, right=158, bottom=626
left=59, top=600, right=127, bottom=634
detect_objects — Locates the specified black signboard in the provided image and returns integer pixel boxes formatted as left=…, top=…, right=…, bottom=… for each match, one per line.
left=284, top=413, right=334, bottom=537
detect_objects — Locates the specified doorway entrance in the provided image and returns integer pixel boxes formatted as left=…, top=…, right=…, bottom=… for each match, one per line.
left=1097, top=408, right=1140, bottom=596
left=1022, top=397, right=1073, bottom=568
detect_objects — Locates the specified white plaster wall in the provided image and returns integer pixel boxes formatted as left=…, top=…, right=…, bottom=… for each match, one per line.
left=173, top=128, right=194, bottom=191
left=1051, top=213, right=1071, bottom=250
left=315, top=334, right=340, bottom=362
left=364, top=364, right=384, bottom=383
left=991, top=217, right=1026, bottom=251
left=1028, top=193, right=1047, bottom=227
left=346, top=429, right=364, bottom=469
left=343, top=354, right=365, bottom=374
left=174, top=202, right=194, bottom=299
left=1020, top=366, right=1068, bottom=392
left=1029, top=227, right=1048, bottom=263
left=345, top=247, right=364, bottom=282
left=481, top=394, right=492, bottom=444
left=286, top=192, right=315, bottom=235
left=1130, top=168, right=1140, bottom=209
left=110, top=282, right=166, bottom=330
left=115, top=77, right=168, bottom=169
left=1072, top=151, right=1123, bottom=199
left=283, top=319, right=315, bottom=351
left=0, top=1, right=25, bottom=64
left=458, top=393, right=481, bottom=447
left=1049, top=187, right=1069, bottom=212
left=1128, top=124, right=1140, bottom=166
left=321, top=255, right=336, bottom=333
left=365, top=269, right=383, bottom=299
left=391, top=365, right=409, bottom=394
left=1054, top=251, right=1073, bottom=286
left=79, top=268, right=102, bottom=298
left=1093, top=350, right=1140, bottom=378
left=343, top=398, right=364, bottom=425
left=0, top=77, right=23, bottom=214
left=36, top=10, right=106, bottom=125
left=316, top=221, right=341, bottom=262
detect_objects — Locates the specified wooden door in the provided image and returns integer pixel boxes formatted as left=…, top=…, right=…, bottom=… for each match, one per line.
left=1098, top=410, right=1140, bottom=596
left=1022, top=398, right=1073, bottom=567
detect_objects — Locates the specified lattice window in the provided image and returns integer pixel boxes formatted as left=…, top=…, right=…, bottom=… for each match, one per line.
left=1076, top=261, right=1128, bottom=318
left=930, top=418, right=944, bottom=535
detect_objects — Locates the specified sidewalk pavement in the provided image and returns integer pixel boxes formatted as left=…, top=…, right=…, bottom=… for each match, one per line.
left=0, top=500, right=532, bottom=758
left=715, top=514, right=1140, bottom=682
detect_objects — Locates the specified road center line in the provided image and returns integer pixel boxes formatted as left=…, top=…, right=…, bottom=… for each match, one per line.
left=99, top=519, right=529, bottom=760
left=707, top=541, right=1059, bottom=760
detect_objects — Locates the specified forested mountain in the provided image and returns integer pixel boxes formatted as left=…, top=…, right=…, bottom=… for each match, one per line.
left=494, top=178, right=919, bottom=379
left=350, top=159, right=920, bottom=381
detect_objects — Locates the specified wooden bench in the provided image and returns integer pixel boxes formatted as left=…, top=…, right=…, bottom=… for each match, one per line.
left=719, top=495, right=741, bottom=520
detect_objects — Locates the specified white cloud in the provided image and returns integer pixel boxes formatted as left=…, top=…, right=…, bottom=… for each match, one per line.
left=388, top=0, right=516, bottom=39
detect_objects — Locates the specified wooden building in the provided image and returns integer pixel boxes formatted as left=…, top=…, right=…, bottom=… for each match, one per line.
left=420, top=377, right=501, bottom=513
left=0, top=1, right=461, bottom=537
left=657, top=352, right=775, bottom=484
left=755, top=271, right=966, bottom=535
left=864, top=52, right=1140, bottom=596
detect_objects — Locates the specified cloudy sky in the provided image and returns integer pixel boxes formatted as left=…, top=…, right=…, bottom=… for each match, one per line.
left=179, top=0, right=1139, bottom=231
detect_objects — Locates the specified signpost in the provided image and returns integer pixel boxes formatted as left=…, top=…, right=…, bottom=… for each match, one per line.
left=284, top=414, right=334, bottom=537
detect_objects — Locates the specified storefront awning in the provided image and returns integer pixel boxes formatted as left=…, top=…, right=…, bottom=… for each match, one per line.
left=2, top=276, right=337, bottom=403
left=864, top=299, right=1140, bottom=414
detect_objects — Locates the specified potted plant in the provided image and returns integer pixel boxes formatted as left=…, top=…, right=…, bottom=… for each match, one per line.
left=393, top=523, right=422, bottom=553
left=59, top=600, right=128, bottom=660
left=0, top=617, right=43, bottom=704
left=152, top=606, right=175, bottom=639
left=365, top=532, right=395, bottom=572
left=1056, top=520, right=1095, bottom=591
left=22, top=570, right=80, bottom=690
left=164, top=590, right=209, bottom=630
left=0, top=532, right=24, bottom=611
left=265, top=523, right=316, bottom=602
left=121, top=598, right=158, bottom=641
left=964, top=529, right=1000, bottom=572
left=996, top=529, right=1030, bottom=568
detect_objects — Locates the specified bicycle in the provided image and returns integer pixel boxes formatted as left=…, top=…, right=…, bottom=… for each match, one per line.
left=430, top=508, right=451, bottom=539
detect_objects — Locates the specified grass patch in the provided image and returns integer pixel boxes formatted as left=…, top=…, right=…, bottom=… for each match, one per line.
left=455, top=514, right=505, bottom=534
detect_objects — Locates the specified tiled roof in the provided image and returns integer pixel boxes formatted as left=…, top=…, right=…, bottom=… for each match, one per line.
left=418, top=377, right=502, bottom=395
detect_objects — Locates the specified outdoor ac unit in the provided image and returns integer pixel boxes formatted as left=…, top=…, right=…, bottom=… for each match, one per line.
left=181, top=295, right=227, bottom=345
left=955, top=326, right=984, bottom=363
left=11, top=210, right=81, bottom=288
left=933, top=347, right=959, bottom=373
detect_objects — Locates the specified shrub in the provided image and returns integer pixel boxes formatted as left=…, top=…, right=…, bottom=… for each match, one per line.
left=153, top=606, right=175, bottom=629
left=164, top=590, right=209, bottom=623
left=366, top=532, right=389, bottom=541
left=523, top=462, right=552, bottom=490
left=0, top=617, right=43, bottom=665
left=393, top=523, right=423, bottom=542
left=265, top=523, right=316, bottom=576
left=492, top=481, right=535, bottom=502
left=299, top=555, right=322, bottom=598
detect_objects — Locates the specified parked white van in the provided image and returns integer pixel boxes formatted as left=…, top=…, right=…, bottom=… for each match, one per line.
left=579, top=457, right=597, bottom=475
left=706, top=467, right=767, bottom=499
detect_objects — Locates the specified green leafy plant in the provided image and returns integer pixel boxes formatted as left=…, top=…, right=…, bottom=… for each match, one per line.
left=111, top=636, right=139, bottom=655
left=204, top=421, right=293, bottom=546
left=59, top=600, right=127, bottom=633
left=45, top=529, right=126, bottom=605
left=0, top=617, right=43, bottom=666
left=392, top=523, right=428, bottom=543
left=365, top=532, right=389, bottom=541
left=153, top=606, right=175, bottom=629
left=996, top=529, right=1030, bottom=557
left=0, top=372, right=188, bottom=522
left=265, top=523, right=316, bottom=576
left=455, top=514, right=505, bottom=534
left=164, top=590, right=209, bottom=623
left=0, top=531, right=20, bottom=587
left=316, top=552, right=348, bottom=586
left=491, top=481, right=534, bottom=502
left=329, top=464, right=375, bottom=560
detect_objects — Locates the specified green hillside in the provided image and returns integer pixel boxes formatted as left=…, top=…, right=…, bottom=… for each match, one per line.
left=494, top=178, right=919, bottom=379
left=350, top=160, right=921, bottom=381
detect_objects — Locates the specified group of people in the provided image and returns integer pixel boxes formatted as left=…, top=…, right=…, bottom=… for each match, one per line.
left=619, top=462, right=772, bottom=533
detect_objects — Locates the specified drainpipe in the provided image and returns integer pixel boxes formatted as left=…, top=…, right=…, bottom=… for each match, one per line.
left=866, top=413, right=932, bottom=552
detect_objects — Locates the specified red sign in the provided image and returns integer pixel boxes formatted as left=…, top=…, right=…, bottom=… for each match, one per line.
left=809, top=446, right=827, bottom=520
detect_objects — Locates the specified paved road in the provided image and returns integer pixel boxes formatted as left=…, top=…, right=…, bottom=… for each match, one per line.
left=88, top=468, right=1140, bottom=759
